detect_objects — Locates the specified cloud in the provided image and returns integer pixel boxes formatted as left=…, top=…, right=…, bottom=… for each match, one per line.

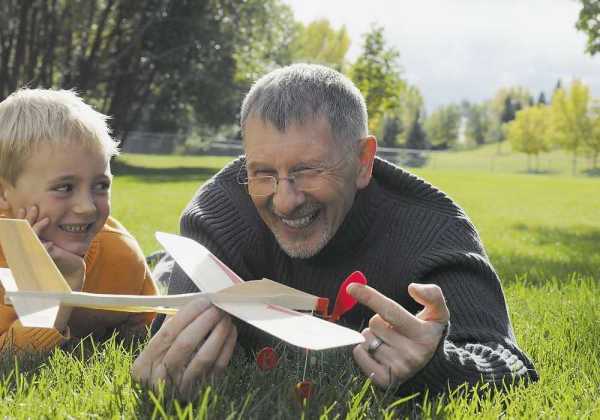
left=283, top=0, right=599, bottom=110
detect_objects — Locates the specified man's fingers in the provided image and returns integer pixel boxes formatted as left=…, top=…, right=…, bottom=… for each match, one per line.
left=147, top=297, right=213, bottom=358
left=353, top=331, right=391, bottom=388
left=180, top=315, right=236, bottom=391
left=408, top=283, right=450, bottom=325
left=161, top=306, right=225, bottom=374
left=214, top=324, right=237, bottom=373
left=347, top=283, right=421, bottom=333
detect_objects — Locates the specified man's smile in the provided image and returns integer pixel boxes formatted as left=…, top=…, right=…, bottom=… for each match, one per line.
left=279, top=209, right=320, bottom=229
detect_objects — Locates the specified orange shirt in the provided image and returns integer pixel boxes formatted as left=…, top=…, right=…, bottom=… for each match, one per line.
left=0, top=216, right=157, bottom=352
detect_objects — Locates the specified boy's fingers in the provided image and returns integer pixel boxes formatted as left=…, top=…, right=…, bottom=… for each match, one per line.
left=31, top=217, right=50, bottom=236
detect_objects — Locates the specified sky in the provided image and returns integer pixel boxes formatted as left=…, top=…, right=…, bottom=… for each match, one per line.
left=282, top=0, right=600, bottom=112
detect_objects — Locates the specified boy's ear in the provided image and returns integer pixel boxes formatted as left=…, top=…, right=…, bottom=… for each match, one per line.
left=0, top=178, right=12, bottom=210
left=355, top=136, right=377, bottom=190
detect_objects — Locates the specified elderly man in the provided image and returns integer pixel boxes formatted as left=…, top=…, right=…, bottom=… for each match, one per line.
left=132, top=64, right=537, bottom=397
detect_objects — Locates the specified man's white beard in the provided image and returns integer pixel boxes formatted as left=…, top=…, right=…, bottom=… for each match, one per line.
left=274, top=225, right=332, bottom=259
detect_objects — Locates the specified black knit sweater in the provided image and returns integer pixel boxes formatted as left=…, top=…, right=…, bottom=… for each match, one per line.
left=157, top=157, right=538, bottom=395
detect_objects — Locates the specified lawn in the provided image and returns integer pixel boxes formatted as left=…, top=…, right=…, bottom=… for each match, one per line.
left=1, top=151, right=598, bottom=418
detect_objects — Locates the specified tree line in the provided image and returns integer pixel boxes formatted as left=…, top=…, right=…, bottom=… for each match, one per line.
left=0, top=0, right=352, bottom=148
left=1, top=0, right=597, bottom=170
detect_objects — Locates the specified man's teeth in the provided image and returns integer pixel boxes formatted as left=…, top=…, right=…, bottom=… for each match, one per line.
left=281, top=213, right=316, bottom=228
left=60, top=224, right=90, bottom=233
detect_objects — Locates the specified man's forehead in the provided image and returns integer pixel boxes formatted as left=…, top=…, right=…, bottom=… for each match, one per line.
left=244, top=123, right=339, bottom=165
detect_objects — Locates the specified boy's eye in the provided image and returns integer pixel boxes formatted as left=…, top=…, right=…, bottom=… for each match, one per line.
left=53, top=184, right=72, bottom=193
left=94, top=181, right=111, bottom=192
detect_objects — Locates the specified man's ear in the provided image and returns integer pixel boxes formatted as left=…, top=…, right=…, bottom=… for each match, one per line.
left=355, top=136, right=377, bottom=189
left=0, top=178, right=12, bottom=211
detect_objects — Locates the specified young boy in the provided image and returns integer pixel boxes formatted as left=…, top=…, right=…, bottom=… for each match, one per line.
left=0, top=89, right=158, bottom=353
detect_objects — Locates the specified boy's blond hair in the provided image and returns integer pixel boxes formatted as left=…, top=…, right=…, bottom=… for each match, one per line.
left=0, top=89, right=119, bottom=184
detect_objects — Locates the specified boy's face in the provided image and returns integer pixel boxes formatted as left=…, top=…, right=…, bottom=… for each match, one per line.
left=0, top=141, right=112, bottom=256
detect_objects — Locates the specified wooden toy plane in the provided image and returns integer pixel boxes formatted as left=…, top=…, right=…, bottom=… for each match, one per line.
left=0, top=219, right=365, bottom=351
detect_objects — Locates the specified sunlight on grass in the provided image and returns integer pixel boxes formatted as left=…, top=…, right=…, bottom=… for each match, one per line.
left=1, top=152, right=597, bottom=418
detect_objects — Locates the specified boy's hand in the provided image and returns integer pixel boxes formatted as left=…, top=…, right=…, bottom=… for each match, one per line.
left=17, top=206, right=85, bottom=291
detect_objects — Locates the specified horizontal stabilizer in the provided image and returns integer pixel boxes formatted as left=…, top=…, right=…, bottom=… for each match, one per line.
left=218, top=302, right=365, bottom=351
left=9, top=296, right=60, bottom=328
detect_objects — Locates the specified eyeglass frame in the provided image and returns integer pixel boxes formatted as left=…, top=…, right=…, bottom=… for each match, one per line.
left=237, top=156, right=352, bottom=198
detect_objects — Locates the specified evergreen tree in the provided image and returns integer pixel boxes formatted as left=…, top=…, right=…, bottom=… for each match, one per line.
left=405, top=111, right=428, bottom=150
left=501, top=96, right=516, bottom=123
left=537, top=92, right=547, bottom=105
left=381, top=115, right=402, bottom=147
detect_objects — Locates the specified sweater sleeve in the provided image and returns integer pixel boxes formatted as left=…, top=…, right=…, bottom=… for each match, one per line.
left=397, top=218, right=538, bottom=395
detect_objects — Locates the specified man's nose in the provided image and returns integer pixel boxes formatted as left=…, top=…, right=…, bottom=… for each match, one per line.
left=272, top=178, right=305, bottom=215
left=72, top=191, right=97, bottom=215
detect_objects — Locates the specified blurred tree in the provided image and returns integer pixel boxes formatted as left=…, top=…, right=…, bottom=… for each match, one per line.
left=381, top=115, right=402, bottom=147
left=350, top=24, right=405, bottom=135
left=585, top=101, right=600, bottom=169
left=0, top=0, right=299, bottom=146
left=487, top=86, right=531, bottom=147
left=507, top=106, right=550, bottom=172
left=464, top=102, right=491, bottom=145
left=290, top=19, right=350, bottom=71
left=424, top=104, right=461, bottom=149
left=501, top=96, right=517, bottom=123
left=233, top=0, right=299, bottom=86
left=405, top=111, right=428, bottom=150
left=537, top=92, right=547, bottom=105
left=551, top=80, right=592, bottom=174
left=576, top=0, right=600, bottom=55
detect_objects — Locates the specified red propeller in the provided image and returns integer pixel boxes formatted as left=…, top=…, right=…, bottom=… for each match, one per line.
left=329, top=271, right=367, bottom=322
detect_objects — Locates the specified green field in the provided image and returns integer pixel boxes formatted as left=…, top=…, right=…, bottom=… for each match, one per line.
left=1, top=151, right=598, bottom=418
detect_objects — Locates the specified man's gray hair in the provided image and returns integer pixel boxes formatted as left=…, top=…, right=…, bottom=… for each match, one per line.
left=240, top=64, right=368, bottom=145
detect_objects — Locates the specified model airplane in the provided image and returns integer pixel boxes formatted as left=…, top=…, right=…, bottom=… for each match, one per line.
left=0, top=218, right=365, bottom=351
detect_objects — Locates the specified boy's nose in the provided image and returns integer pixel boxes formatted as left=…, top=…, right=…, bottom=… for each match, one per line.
left=272, top=179, right=305, bottom=216
left=73, top=192, right=97, bottom=215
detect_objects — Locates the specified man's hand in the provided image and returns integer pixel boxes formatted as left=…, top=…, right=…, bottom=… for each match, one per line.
left=347, top=283, right=449, bottom=388
left=17, top=206, right=85, bottom=290
left=132, top=297, right=237, bottom=399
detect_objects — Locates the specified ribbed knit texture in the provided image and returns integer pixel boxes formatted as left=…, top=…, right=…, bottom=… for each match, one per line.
left=156, top=157, right=538, bottom=395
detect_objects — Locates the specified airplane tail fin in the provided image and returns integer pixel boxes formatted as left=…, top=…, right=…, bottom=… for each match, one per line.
left=0, top=219, right=71, bottom=328
left=155, top=232, right=244, bottom=292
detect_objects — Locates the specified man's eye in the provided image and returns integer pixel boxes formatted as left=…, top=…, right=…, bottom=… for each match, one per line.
left=253, top=170, right=275, bottom=177
left=293, top=168, right=322, bottom=177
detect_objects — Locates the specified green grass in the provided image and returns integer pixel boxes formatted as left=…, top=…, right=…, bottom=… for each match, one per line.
left=425, top=142, right=599, bottom=176
left=1, top=151, right=598, bottom=418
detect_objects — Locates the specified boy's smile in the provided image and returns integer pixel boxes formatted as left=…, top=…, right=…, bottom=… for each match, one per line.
left=0, top=141, right=112, bottom=257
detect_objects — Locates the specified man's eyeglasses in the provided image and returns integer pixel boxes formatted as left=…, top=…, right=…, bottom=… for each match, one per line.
left=238, top=159, right=347, bottom=198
